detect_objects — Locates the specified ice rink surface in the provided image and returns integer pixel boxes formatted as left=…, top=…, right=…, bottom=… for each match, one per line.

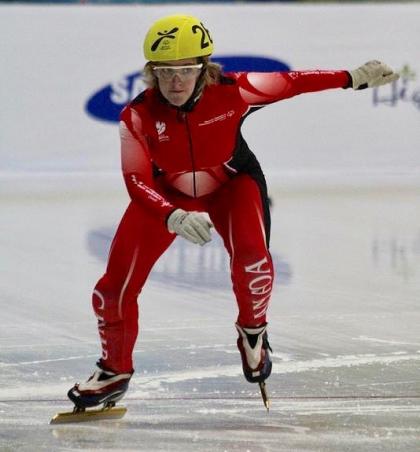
left=1, top=173, right=419, bottom=451
left=1, top=2, right=419, bottom=449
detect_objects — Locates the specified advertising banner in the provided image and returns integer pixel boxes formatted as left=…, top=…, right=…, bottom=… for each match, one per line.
left=1, top=4, right=419, bottom=186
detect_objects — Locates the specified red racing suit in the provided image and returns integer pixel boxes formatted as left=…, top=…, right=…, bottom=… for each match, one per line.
left=93, top=69, right=350, bottom=373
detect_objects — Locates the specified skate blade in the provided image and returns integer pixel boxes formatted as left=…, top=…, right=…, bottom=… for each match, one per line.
left=258, top=382, right=271, bottom=412
left=50, top=406, right=127, bottom=424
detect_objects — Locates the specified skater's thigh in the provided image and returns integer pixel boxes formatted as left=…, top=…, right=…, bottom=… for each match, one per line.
left=207, top=175, right=268, bottom=250
left=106, top=201, right=175, bottom=283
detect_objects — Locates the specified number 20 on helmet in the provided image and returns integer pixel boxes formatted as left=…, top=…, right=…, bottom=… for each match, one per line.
left=143, top=14, right=214, bottom=62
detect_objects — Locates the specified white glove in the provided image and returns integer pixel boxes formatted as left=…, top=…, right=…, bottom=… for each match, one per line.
left=349, top=60, right=399, bottom=90
left=167, top=208, right=213, bottom=246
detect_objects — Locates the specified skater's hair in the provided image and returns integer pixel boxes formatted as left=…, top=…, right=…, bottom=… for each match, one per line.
left=142, top=57, right=223, bottom=92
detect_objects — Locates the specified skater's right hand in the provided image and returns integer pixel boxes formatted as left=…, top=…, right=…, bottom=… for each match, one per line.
left=167, top=208, right=213, bottom=246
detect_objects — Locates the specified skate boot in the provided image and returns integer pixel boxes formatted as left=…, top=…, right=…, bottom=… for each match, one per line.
left=236, top=323, right=272, bottom=383
left=67, top=361, right=133, bottom=409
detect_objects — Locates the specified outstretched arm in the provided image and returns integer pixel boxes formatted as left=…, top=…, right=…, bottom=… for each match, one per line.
left=235, top=61, right=399, bottom=106
left=235, top=70, right=350, bottom=106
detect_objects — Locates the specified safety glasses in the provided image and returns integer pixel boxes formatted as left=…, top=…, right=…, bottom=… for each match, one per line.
left=152, top=64, right=203, bottom=81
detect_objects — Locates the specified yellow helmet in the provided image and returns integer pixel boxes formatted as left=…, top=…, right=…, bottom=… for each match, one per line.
left=143, top=14, right=214, bottom=62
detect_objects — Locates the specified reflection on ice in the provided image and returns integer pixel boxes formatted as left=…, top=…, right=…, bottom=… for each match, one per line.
left=372, top=231, right=420, bottom=280
left=86, top=228, right=292, bottom=289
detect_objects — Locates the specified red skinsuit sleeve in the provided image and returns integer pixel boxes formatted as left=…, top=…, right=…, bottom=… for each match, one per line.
left=234, top=70, right=350, bottom=106
left=120, top=107, right=175, bottom=219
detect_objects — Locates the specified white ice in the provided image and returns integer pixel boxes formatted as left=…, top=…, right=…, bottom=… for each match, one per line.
left=1, top=172, right=419, bottom=451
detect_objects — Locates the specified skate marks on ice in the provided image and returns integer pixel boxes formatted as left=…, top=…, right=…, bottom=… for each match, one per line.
left=0, top=349, right=419, bottom=401
left=125, top=353, right=420, bottom=398
left=2, top=397, right=420, bottom=452
left=2, top=345, right=420, bottom=450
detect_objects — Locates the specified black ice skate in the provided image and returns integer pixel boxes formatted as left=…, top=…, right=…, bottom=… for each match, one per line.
left=236, top=323, right=272, bottom=410
left=67, top=362, right=133, bottom=409
left=50, top=362, right=133, bottom=424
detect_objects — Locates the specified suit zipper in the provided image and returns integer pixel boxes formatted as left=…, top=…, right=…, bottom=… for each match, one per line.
left=183, top=112, right=197, bottom=198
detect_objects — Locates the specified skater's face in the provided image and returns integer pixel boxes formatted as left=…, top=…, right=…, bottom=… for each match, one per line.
left=153, top=58, right=202, bottom=107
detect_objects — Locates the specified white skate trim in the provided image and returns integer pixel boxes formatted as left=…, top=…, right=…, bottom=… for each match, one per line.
left=77, top=367, right=131, bottom=392
left=96, top=390, right=124, bottom=404
left=242, top=325, right=266, bottom=336
left=236, top=324, right=267, bottom=370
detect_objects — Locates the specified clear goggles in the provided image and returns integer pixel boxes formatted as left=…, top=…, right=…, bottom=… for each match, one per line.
left=152, top=63, right=203, bottom=81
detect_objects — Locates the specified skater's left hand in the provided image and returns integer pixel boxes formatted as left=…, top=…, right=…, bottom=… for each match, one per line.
left=349, top=60, right=399, bottom=90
